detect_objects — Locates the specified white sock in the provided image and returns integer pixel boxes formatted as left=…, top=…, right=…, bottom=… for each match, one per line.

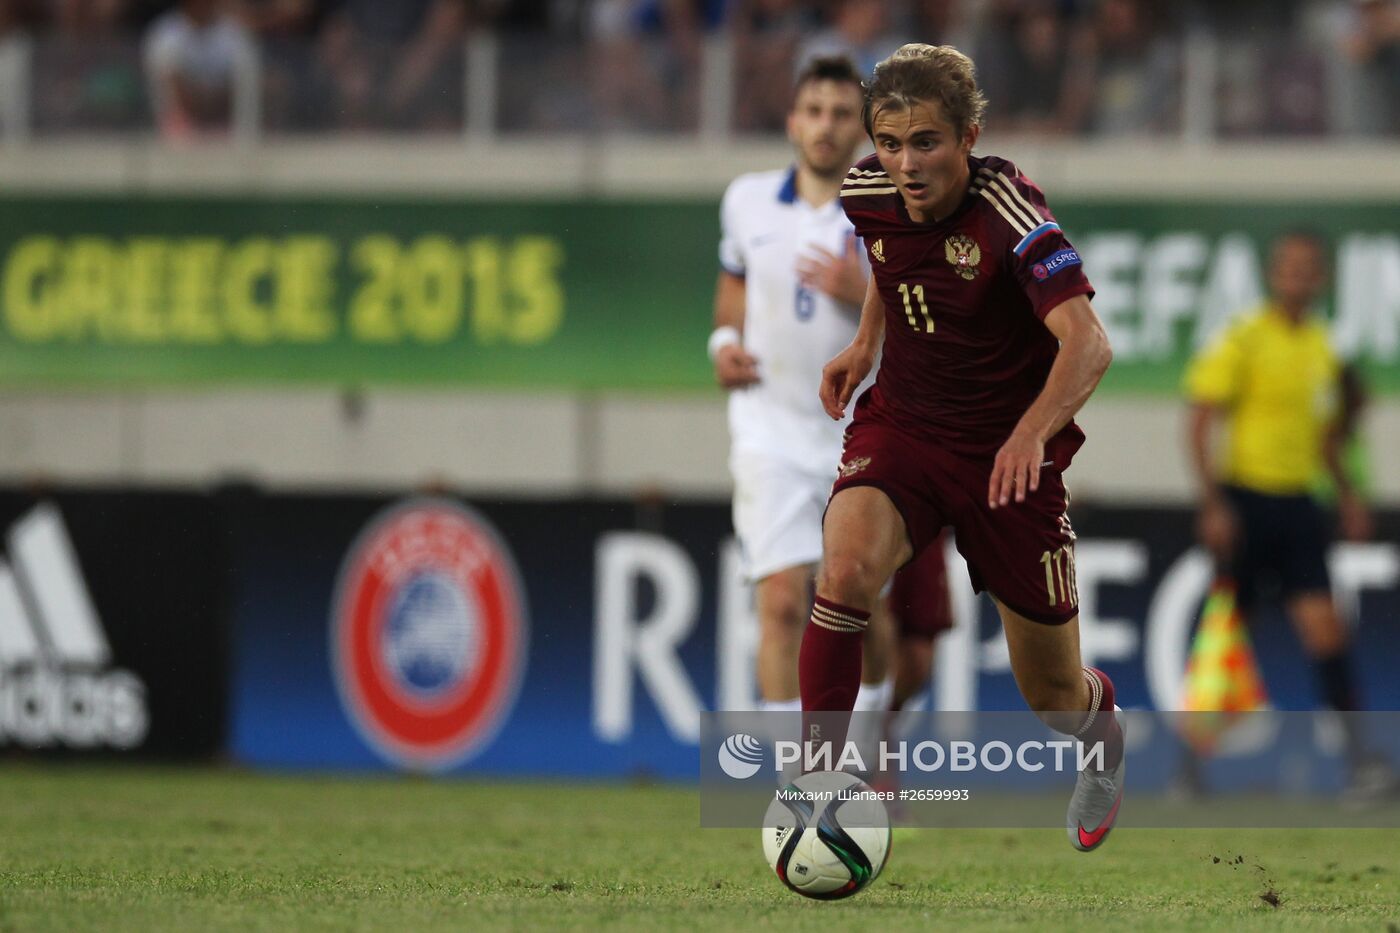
left=761, top=698, right=802, bottom=713
left=853, top=677, right=894, bottom=713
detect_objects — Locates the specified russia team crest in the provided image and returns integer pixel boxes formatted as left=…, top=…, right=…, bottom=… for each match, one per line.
left=331, top=499, right=529, bottom=771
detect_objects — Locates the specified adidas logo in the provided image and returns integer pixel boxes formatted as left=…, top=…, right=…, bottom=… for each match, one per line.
left=0, top=504, right=148, bottom=749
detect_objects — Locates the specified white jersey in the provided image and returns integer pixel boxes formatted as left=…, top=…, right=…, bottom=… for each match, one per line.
left=719, top=168, right=868, bottom=468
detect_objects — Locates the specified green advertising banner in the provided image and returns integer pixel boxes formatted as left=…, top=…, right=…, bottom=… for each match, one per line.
left=1, top=195, right=1396, bottom=392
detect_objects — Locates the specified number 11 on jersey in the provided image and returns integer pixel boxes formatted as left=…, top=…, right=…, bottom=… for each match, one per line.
left=898, top=283, right=934, bottom=333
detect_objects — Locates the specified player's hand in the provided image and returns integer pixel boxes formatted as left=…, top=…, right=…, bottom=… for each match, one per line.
left=713, top=344, right=760, bottom=389
left=797, top=235, right=866, bottom=307
left=1338, top=491, right=1373, bottom=542
left=1196, top=494, right=1237, bottom=558
left=819, top=342, right=875, bottom=419
left=988, top=429, right=1045, bottom=508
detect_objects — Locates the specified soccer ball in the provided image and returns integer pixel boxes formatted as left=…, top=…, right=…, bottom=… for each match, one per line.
left=761, top=770, right=891, bottom=900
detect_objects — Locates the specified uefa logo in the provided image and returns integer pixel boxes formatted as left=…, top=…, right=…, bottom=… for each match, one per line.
left=330, top=499, right=529, bottom=772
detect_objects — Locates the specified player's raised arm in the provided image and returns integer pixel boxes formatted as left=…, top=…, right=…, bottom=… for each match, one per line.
left=820, top=274, right=885, bottom=419
left=988, top=294, right=1111, bottom=507
left=710, top=270, right=760, bottom=389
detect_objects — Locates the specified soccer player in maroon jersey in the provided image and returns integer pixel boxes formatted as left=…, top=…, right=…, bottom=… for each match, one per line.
left=798, top=44, right=1124, bottom=852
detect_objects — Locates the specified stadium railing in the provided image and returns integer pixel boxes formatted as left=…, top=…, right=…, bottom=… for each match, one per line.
left=0, top=18, right=1394, bottom=144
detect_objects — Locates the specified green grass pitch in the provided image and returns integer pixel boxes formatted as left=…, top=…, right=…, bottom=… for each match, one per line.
left=1, top=765, right=1398, bottom=931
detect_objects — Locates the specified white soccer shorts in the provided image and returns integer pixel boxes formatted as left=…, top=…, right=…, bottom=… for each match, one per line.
left=730, top=448, right=835, bottom=582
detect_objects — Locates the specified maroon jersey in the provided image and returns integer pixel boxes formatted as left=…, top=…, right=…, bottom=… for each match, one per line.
left=839, top=153, right=1094, bottom=463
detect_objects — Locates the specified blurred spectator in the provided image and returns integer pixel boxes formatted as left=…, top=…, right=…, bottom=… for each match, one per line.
left=0, top=0, right=44, bottom=37
left=143, top=0, right=255, bottom=138
left=1061, top=0, right=1178, bottom=135
left=240, top=0, right=333, bottom=131
left=586, top=0, right=720, bottom=132
left=486, top=0, right=565, bottom=31
left=493, top=1, right=593, bottom=132
left=1341, top=0, right=1400, bottom=133
left=1211, top=4, right=1329, bottom=138
left=240, top=0, right=329, bottom=47
left=796, top=0, right=907, bottom=79
left=977, top=0, right=1073, bottom=134
left=50, top=0, right=126, bottom=30
left=909, top=0, right=969, bottom=47
left=33, top=0, right=146, bottom=132
left=127, top=0, right=178, bottom=30
left=317, top=0, right=469, bottom=131
left=731, top=0, right=820, bottom=132
left=1258, top=46, right=1328, bottom=136
left=586, top=0, right=669, bottom=131
left=0, top=0, right=42, bottom=139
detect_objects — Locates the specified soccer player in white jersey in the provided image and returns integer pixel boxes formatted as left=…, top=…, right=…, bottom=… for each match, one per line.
left=711, top=56, right=949, bottom=717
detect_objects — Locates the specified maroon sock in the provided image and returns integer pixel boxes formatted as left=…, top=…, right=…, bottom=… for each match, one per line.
left=1076, top=666, right=1123, bottom=771
left=798, top=596, right=869, bottom=769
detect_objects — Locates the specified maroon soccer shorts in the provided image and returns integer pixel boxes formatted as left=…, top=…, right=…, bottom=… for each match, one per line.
left=831, top=420, right=1079, bottom=625
left=888, top=530, right=953, bottom=638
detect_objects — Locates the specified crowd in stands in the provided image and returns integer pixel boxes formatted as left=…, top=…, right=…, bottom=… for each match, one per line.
left=0, top=0, right=477, bottom=134
left=0, top=0, right=1396, bottom=138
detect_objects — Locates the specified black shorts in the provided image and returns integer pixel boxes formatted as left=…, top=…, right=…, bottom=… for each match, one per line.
left=1224, top=484, right=1331, bottom=612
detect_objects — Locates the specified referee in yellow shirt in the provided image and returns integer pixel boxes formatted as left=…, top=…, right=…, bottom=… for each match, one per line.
left=1184, top=231, right=1385, bottom=793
